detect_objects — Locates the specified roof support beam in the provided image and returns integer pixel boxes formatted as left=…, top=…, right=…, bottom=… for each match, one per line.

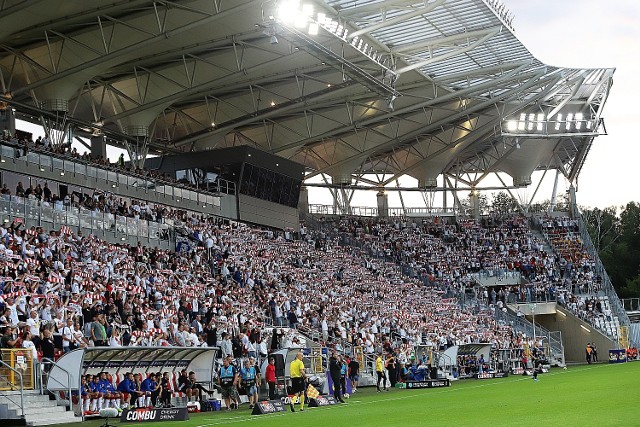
left=395, top=27, right=502, bottom=75
left=347, top=0, right=445, bottom=40
left=305, top=70, right=553, bottom=180
left=391, top=26, right=502, bottom=54
left=170, top=81, right=357, bottom=148
left=11, top=0, right=257, bottom=96
left=338, top=0, right=433, bottom=18
left=273, top=63, right=537, bottom=155
left=547, top=75, right=586, bottom=119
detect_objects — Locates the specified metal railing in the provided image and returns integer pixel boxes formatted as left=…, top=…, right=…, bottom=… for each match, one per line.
left=432, top=352, right=455, bottom=378
left=39, top=357, right=73, bottom=412
left=493, top=306, right=564, bottom=365
left=307, top=204, right=458, bottom=218
left=622, top=298, right=640, bottom=312
left=0, top=141, right=233, bottom=205
left=570, top=205, right=633, bottom=335
left=0, top=195, right=172, bottom=244
left=0, top=359, right=25, bottom=418
left=530, top=212, right=635, bottom=345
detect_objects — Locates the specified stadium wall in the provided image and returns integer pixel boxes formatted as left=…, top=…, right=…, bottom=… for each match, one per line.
left=534, top=306, right=616, bottom=363
left=238, top=194, right=299, bottom=230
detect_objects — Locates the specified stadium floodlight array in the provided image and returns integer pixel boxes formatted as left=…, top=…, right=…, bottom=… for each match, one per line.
left=274, top=0, right=395, bottom=79
left=502, top=112, right=599, bottom=137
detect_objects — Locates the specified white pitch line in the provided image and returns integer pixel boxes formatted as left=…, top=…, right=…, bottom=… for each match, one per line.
left=196, top=364, right=620, bottom=425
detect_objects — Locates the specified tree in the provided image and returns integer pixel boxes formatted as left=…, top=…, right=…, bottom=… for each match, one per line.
left=490, top=191, right=519, bottom=214
left=583, top=201, right=640, bottom=299
left=581, top=206, right=620, bottom=253
left=458, top=191, right=488, bottom=216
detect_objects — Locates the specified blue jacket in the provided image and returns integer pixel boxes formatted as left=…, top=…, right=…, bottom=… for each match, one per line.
left=117, top=378, right=137, bottom=394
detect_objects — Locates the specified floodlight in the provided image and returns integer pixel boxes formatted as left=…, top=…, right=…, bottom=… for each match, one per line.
left=506, top=120, right=517, bottom=131
left=317, top=12, right=326, bottom=23
left=308, top=23, right=319, bottom=35
left=555, top=113, right=562, bottom=130
left=566, top=113, right=573, bottom=130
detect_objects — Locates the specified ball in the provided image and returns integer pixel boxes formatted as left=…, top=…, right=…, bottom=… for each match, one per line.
left=343, top=393, right=350, bottom=399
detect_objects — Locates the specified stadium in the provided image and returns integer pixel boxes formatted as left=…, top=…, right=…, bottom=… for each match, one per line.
left=0, top=0, right=637, bottom=426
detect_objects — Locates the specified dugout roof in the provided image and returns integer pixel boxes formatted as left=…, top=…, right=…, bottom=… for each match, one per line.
left=0, top=0, right=614, bottom=190
left=47, top=346, right=219, bottom=391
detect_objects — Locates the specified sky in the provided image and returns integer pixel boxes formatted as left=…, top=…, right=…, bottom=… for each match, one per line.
left=15, top=0, right=639, bottom=211
left=505, top=0, right=640, bottom=209
left=307, top=0, right=640, bottom=211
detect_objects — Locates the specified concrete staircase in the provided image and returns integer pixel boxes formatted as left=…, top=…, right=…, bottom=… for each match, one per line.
left=0, top=390, right=81, bottom=426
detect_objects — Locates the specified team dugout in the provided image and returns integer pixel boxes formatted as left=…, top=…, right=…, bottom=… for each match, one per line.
left=47, top=346, right=219, bottom=415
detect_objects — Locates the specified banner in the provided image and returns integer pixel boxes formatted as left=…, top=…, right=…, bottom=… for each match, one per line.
left=120, top=407, right=189, bottom=422
left=176, top=235, right=192, bottom=253
left=308, top=395, right=338, bottom=407
left=609, top=349, right=627, bottom=364
left=476, top=372, right=509, bottom=379
left=400, top=379, right=450, bottom=389
left=251, top=399, right=288, bottom=415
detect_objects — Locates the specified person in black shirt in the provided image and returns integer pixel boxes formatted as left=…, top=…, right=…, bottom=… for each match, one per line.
left=348, top=356, right=360, bottom=393
left=204, top=321, right=217, bottom=348
left=40, top=329, right=56, bottom=372
left=329, top=352, right=345, bottom=403
left=176, top=369, right=189, bottom=395
left=159, top=372, right=172, bottom=408
left=1, top=325, right=18, bottom=349
left=531, top=357, right=543, bottom=381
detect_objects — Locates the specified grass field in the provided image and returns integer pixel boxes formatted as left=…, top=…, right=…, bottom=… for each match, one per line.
left=66, top=363, right=639, bottom=427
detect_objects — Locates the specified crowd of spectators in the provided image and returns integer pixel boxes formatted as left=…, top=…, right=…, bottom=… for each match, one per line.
left=0, top=130, right=226, bottom=195
left=0, top=208, right=528, bottom=372
left=0, top=202, right=625, bottom=388
left=309, top=213, right=616, bottom=340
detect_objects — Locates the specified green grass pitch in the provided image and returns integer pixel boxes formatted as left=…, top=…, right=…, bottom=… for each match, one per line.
left=64, top=363, right=639, bottom=427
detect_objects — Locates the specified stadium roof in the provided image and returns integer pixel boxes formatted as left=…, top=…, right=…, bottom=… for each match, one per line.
left=0, top=0, right=614, bottom=191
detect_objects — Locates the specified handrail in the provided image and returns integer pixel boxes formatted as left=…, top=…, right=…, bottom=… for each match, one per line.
left=0, top=359, right=25, bottom=418
left=40, top=357, right=73, bottom=412
left=433, top=352, right=455, bottom=378
left=570, top=205, right=631, bottom=327
left=0, top=195, right=173, bottom=244
left=0, top=140, right=235, bottom=199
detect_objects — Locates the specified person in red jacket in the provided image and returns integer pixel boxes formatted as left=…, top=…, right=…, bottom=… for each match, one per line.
left=265, top=357, right=276, bottom=400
